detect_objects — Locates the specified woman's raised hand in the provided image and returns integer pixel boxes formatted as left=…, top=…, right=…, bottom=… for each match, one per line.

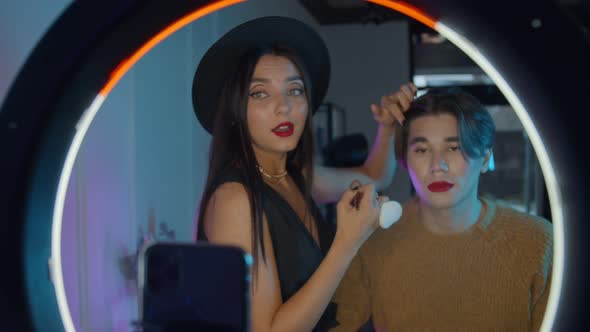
left=371, top=82, right=417, bottom=127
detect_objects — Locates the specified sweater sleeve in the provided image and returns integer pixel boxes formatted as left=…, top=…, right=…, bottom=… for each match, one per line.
left=529, top=219, right=553, bottom=332
left=530, top=264, right=552, bottom=332
left=331, top=250, right=372, bottom=331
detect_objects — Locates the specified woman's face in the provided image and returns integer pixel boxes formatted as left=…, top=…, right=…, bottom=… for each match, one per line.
left=406, top=113, right=488, bottom=209
left=246, top=54, right=308, bottom=158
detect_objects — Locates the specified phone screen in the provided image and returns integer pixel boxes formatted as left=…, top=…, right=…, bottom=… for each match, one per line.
left=138, top=242, right=251, bottom=332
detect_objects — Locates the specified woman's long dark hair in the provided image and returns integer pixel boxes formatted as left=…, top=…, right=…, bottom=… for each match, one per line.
left=196, top=44, right=316, bottom=281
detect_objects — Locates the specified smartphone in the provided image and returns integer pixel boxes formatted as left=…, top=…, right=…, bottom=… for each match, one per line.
left=137, top=242, right=251, bottom=332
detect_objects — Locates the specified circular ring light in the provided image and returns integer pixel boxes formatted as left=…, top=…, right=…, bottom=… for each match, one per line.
left=1, top=0, right=588, bottom=330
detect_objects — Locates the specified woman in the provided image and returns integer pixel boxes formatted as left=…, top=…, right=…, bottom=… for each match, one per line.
left=332, top=88, right=553, bottom=331
left=191, top=16, right=415, bottom=331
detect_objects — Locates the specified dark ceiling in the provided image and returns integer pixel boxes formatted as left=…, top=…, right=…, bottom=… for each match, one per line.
left=299, top=0, right=589, bottom=36
left=298, top=0, right=409, bottom=25
left=298, top=0, right=590, bottom=105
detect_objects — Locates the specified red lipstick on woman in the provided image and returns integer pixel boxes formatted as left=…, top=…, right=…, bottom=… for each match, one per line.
left=272, top=122, right=294, bottom=137
left=427, top=181, right=454, bottom=192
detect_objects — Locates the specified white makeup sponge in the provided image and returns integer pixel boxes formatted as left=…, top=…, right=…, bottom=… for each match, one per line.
left=379, top=201, right=403, bottom=229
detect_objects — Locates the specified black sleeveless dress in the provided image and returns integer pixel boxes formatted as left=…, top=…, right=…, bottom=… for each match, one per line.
left=197, top=168, right=339, bottom=331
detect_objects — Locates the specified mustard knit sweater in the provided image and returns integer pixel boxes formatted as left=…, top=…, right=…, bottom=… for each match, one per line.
left=332, top=196, right=553, bottom=332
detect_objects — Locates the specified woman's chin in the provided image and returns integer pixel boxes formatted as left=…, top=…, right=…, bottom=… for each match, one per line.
left=273, top=141, right=300, bottom=153
left=263, top=145, right=298, bottom=156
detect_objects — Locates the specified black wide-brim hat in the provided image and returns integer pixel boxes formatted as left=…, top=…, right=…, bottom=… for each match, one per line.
left=192, top=16, right=331, bottom=134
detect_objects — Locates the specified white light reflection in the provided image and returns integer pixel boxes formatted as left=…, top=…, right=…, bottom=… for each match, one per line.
left=436, top=22, right=563, bottom=332
left=51, top=94, right=106, bottom=332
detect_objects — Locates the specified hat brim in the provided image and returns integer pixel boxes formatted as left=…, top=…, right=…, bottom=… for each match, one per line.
left=192, top=16, right=330, bottom=134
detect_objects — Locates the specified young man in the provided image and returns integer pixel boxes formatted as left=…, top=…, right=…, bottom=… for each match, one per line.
left=331, top=88, right=553, bottom=332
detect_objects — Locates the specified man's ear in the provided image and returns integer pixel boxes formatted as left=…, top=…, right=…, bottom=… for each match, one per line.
left=481, top=149, right=494, bottom=174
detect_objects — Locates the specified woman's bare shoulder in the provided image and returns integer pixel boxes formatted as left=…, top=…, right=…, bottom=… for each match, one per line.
left=203, top=182, right=253, bottom=249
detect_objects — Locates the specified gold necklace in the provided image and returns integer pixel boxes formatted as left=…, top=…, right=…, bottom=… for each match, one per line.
left=256, top=165, right=288, bottom=181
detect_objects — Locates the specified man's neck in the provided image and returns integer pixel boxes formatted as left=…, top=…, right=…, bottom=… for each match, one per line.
left=417, top=195, right=483, bottom=235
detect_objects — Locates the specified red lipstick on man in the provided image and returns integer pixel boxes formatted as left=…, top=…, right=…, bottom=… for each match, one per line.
left=427, top=181, right=454, bottom=192
left=272, top=122, right=294, bottom=137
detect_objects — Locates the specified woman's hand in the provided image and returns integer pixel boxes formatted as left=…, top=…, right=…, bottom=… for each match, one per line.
left=371, top=82, right=417, bottom=129
left=333, top=180, right=389, bottom=255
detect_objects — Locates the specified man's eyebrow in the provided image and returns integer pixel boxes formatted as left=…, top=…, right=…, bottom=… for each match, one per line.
left=409, top=137, right=427, bottom=145
left=409, top=136, right=459, bottom=145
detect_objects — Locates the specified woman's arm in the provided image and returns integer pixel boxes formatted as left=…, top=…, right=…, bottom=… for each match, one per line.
left=202, top=182, right=382, bottom=332
left=312, top=124, right=395, bottom=204
left=312, top=83, right=416, bottom=204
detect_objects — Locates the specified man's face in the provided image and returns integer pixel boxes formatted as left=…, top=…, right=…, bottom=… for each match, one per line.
left=406, top=113, right=488, bottom=209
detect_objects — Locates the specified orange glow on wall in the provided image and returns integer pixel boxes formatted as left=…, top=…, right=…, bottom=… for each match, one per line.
left=99, top=0, right=246, bottom=96
left=365, top=0, right=437, bottom=29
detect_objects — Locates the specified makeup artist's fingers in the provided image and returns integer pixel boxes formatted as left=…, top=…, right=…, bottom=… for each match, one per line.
left=400, top=82, right=417, bottom=104
left=371, top=82, right=416, bottom=126
left=335, top=182, right=382, bottom=250
left=349, top=179, right=362, bottom=191
left=338, top=183, right=362, bottom=212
